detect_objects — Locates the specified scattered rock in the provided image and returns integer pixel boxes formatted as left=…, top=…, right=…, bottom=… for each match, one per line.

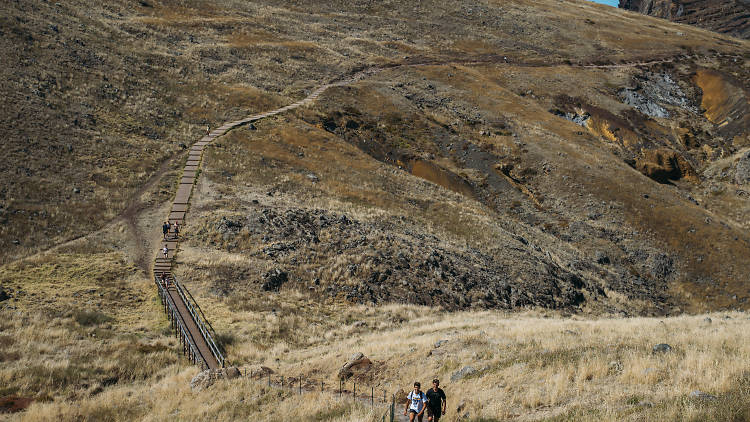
left=190, top=371, right=213, bottom=392
left=736, top=151, right=750, bottom=185
left=451, top=366, right=477, bottom=382
left=619, top=90, right=669, bottom=118
left=690, top=390, right=717, bottom=401
left=703, top=317, right=712, bottom=324
left=306, top=173, right=319, bottom=183
left=248, top=123, right=257, bottom=130
left=652, top=343, right=672, bottom=354
left=456, top=400, right=466, bottom=413
left=0, top=287, right=9, bottom=302
left=549, top=108, right=590, bottom=126
left=434, top=339, right=449, bottom=348
left=72, top=187, right=80, bottom=194
left=637, top=400, right=654, bottom=407
left=261, top=269, right=288, bottom=292
left=178, top=143, right=187, bottom=149
left=249, top=366, right=274, bottom=379
left=338, top=352, right=372, bottom=380
left=224, top=367, right=241, bottom=379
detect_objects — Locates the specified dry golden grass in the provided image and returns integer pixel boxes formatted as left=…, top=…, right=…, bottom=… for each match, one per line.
left=3, top=0, right=750, bottom=420
left=6, top=303, right=749, bottom=421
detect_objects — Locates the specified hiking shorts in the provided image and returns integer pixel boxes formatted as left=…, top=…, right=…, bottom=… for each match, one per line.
left=427, top=408, right=441, bottom=421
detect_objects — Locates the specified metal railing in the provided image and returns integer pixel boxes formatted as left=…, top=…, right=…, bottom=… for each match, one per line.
left=154, top=275, right=207, bottom=370
left=240, top=368, right=398, bottom=421
left=170, top=274, right=226, bottom=368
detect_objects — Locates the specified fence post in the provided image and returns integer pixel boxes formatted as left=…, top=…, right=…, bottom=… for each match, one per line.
left=281, top=376, right=284, bottom=389
left=354, top=382, right=356, bottom=401
left=299, top=377, right=302, bottom=395
left=339, top=380, right=342, bottom=398
left=391, top=394, right=396, bottom=422
left=371, top=386, right=374, bottom=407
left=321, top=381, right=324, bottom=393
left=268, top=372, right=271, bottom=387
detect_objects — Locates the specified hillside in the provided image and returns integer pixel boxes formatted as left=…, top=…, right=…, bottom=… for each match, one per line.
left=1, top=0, right=750, bottom=420
left=619, top=0, right=750, bottom=39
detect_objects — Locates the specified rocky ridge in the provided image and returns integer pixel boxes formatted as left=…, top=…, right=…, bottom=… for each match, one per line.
left=619, top=0, right=750, bottom=39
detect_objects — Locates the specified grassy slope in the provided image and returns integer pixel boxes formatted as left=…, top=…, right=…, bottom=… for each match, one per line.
left=1, top=0, right=750, bottom=420
left=7, top=307, right=750, bottom=421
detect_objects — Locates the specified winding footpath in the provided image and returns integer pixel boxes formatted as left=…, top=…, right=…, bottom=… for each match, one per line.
left=150, top=75, right=369, bottom=370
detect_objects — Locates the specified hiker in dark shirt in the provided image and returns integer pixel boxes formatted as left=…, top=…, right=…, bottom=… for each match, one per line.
left=162, top=221, right=169, bottom=239
left=425, top=379, right=446, bottom=422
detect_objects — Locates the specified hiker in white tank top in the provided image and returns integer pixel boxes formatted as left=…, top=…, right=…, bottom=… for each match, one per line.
left=404, top=381, right=427, bottom=422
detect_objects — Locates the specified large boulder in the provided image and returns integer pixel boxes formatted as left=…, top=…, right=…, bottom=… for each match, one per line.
left=0, top=286, right=9, bottom=302
left=652, top=343, right=673, bottom=354
left=190, top=370, right=213, bottom=392
left=189, top=367, right=243, bottom=392
left=337, top=352, right=372, bottom=380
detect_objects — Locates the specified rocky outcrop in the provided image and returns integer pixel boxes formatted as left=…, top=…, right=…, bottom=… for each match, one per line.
left=189, top=367, right=241, bottom=392
left=619, top=0, right=750, bottom=39
left=619, top=73, right=698, bottom=119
